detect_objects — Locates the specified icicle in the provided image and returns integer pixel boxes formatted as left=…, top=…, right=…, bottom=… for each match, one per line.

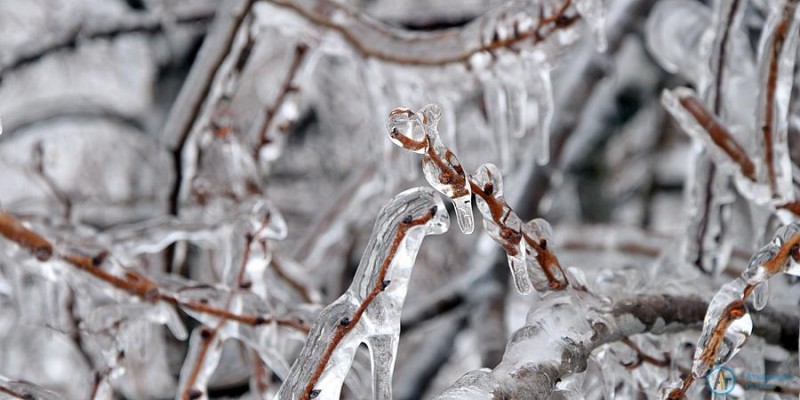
left=574, top=0, right=607, bottom=51
left=471, top=163, right=532, bottom=294
left=176, top=327, right=224, bottom=400
left=506, top=80, right=527, bottom=139
left=751, top=280, right=769, bottom=311
left=275, top=187, right=449, bottom=400
left=386, top=108, right=427, bottom=155
left=483, top=77, right=512, bottom=170
left=527, top=64, right=554, bottom=165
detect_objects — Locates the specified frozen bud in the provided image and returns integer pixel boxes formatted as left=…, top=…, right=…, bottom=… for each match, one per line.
left=387, top=108, right=427, bottom=154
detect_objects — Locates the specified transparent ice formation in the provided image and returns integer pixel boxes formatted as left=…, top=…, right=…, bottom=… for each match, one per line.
left=275, top=187, right=449, bottom=399
left=471, top=163, right=532, bottom=294
left=689, top=222, right=800, bottom=382
left=386, top=105, right=474, bottom=234
left=754, top=0, right=800, bottom=203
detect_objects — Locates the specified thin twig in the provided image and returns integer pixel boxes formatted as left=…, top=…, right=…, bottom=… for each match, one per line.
left=0, top=210, right=309, bottom=333
left=300, top=209, right=436, bottom=399
left=268, top=0, right=578, bottom=66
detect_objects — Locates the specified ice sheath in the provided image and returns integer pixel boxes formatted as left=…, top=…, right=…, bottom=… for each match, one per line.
left=275, top=187, right=449, bottom=400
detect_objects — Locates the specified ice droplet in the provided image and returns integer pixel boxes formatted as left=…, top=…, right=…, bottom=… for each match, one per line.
left=176, top=327, right=224, bottom=400
left=751, top=280, right=769, bottom=311
left=529, top=66, right=553, bottom=165
left=275, top=188, right=449, bottom=399
left=483, top=77, right=512, bottom=170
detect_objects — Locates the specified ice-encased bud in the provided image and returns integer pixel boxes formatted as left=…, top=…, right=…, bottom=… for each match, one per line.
left=420, top=105, right=474, bottom=234
left=387, top=108, right=427, bottom=154
left=472, top=163, right=504, bottom=201
left=773, top=222, right=800, bottom=276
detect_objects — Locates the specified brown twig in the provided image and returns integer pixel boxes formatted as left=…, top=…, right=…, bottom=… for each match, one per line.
left=676, top=95, right=756, bottom=181
left=619, top=337, right=671, bottom=369
left=759, top=2, right=796, bottom=196
left=0, top=210, right=309, bottom=334
left=469, top=180, right=568, bottom=290
left=299, top=209, right=436, bottom=399
left=180, top=325, right=222, bottom=400
left=669, top=233, right=800, bottom=398
left=268, top=0, right=578, bottom=66
left=0, top=384, right=29, bottom=399
left=255, top=43, right=309, bottom=154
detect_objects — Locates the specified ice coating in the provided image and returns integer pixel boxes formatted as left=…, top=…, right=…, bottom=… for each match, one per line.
left=645, top=0, right=712, bottom=83
left=275, top=187, right=449, bottom=400
left=755, top=0, right=800, bottom=203
left=530, top=66, right=554, bottom=165
left=471, top=163, right=531, bottom=294
left=387, top=105, right=475, bottom=234
left=685, top=222, right=800, bottom=387
left=523, top=218, right=567, bottom=291
left=690, top=278, right=752, bottom=379
left=0, top=374, right=63, bottom=400
left=175, top=326, right=224, bottom=400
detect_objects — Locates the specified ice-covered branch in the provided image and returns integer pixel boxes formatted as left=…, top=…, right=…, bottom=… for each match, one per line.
left=276, top=187, right=449, bottom=400
left=387, top=104, right=567, bottom=293
left=0, top=209, right=308, bottom=332
left=663, top=222, right=800, bottom=399
left=268, top=0, right=594, bottom=66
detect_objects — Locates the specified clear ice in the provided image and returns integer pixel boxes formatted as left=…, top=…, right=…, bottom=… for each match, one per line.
left=386, top=105, right=474, bottom=234
left=275, top=187, right=449, bottom=400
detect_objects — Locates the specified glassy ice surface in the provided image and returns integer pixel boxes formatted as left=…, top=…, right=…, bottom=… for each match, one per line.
left=8, top=0, right=800, bottom=398
left=275, top=188, right=448, bottom=399
left=471, top=163, right=532, bottom=294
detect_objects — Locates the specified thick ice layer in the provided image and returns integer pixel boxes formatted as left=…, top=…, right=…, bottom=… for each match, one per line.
left=275, top=187, right=449, bottom=400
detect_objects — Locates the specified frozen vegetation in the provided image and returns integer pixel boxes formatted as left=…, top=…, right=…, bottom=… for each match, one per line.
left=2, top=0, right=800, bottom=399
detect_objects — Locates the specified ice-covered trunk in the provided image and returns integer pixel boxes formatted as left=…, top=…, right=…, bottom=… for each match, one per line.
left=275, top=187, right=449, bottom=400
